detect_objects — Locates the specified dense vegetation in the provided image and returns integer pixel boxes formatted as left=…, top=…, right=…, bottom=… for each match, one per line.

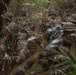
left=0, top=0, right=76, bottom=75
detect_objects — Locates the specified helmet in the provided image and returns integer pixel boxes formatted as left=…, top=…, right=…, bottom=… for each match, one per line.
left=5, top=23, right=20, bottom=35
left=1, top=12, right=13, bottom=21
left=48, top=9, right=58, bottom=16
left=68, top=14, right=76, bottom=22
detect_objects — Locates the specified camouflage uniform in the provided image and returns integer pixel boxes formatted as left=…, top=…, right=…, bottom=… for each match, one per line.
left=0, top=22, right=29, bottom=74
left=61, top=22, right=76, bottom=49
left=45, top=24, right=63, bottom=42
left=5, top=22, right=30, bottom=65
left=16, top=32, right=29, bottom=64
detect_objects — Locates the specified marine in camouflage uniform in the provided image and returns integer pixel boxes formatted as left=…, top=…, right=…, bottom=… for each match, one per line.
left=0, top=21, right=31, bottom=75
left=0, top=22, right=19, bottom=75
left=5, top=22, right=31, bottom=66
left=0, top=12, right=13, bottom=75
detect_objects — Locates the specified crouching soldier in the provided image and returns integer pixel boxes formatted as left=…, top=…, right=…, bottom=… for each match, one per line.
left=0, top=22, right=20, bottom=74
left=4, top=22, right=30, bottom=67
